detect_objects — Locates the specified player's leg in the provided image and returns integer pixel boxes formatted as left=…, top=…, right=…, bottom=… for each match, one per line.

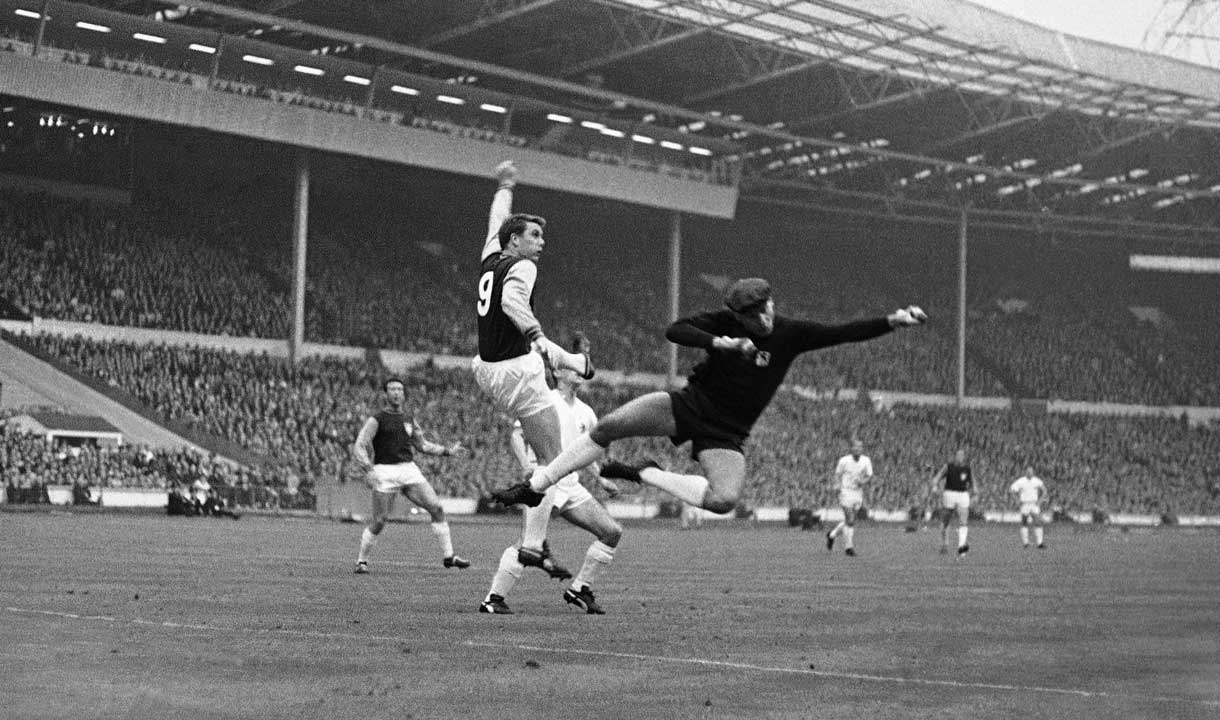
left=561, top=500, right=622, bottom=589
left=516, top=492, right=570, bottom=578
left=842, top=505, right=858, bottom=555
left=528, top=391, right=676, bottom=492
left=1033, top=509, right=1045, bottom=548
left=828, top=514, right=846, bottom=540
left=1019, top=513, right=1031, bottom=547
left=519, top=405, right=564, bottom=464
left=559, top=499, right=622, bottom=615
left=402, top=481, right=469, bottom=568
left=681, top=502, right=703, bottom=529
left=955, top=501, right=970, bottom=554
left=938, top=500, right=952, bottom=553
left=480, top=545, right=522, bottom=614
left=676, top=447, right=746, bottom=514
left=356, top=489, right=395, bottom=572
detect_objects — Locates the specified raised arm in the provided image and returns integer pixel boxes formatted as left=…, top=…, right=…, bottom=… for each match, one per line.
left=482, top=161, right=518, bottom=261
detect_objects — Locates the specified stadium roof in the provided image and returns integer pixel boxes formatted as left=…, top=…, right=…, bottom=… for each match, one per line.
left=49, top=1, right=1220, bottom=241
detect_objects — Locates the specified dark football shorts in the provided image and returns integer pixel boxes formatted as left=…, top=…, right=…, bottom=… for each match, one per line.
left=667, top=387, right=747, bottom=460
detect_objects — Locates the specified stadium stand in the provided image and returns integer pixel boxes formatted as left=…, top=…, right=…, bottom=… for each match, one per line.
left=4, top=187, right=1220, bottom=405
left=5, top=334, right=1217, bottom=516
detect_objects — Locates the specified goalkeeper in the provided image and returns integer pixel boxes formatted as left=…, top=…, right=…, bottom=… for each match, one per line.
left=493, top=277, right=927, bottom=513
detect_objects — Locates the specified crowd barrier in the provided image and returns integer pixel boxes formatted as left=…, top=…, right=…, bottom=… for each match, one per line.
left=6, top=487, right=1214, bottom=528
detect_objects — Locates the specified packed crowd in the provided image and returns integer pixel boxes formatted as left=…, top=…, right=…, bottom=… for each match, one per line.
left=0, top=416, right=291, bottom=509
left=4, top=190, right=1220, bottom=406
left=8, top=337, right=1218, bottom=516
left=0, top=191, right=292, bottom=335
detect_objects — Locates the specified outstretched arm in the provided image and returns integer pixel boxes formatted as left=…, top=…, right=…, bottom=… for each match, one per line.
left=481, top=161, right=518, bottom=261
left=409, top=424, right=466, bottom=457
left=790, top=306, right=926, bottom=354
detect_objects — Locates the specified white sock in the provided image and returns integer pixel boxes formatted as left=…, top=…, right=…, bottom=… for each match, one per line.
left=843, top=526, right=855, bottom=549
left=488, top=546, right=524, bottom=599
left=430, top=521, right=454, bottom=558
left=529, top=434, right=605, bottom=491
left=357, top=527, right=377, bottom=562
left=1019, top=526, right=1030, bottom=545
left=550, top=344, right=589, bottom=376
left=572, top=541, right=615, bottom=592
left=957, top=526, right=969, bottom=548
left=830, top=521, right=846, bottom=538
left=519, top=494, right=554, bottom=552
left=639, top=466, right=709, bottom=508
left=1034, top=527, right=1044, bottom=545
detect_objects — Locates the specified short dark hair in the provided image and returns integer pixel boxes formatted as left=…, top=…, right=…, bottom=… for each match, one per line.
left=498, top=213, right=546, bottom=249
left=383, top=377, right=405, bottom=391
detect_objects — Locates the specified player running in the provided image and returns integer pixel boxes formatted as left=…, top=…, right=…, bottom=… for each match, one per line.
left=480, top=345, right=624, bottom=615
left=1010, top=465, right=1047, bottom=549
left=826, top=438, right=873, bottom=557
left=491, top=277, right=926, bottom=516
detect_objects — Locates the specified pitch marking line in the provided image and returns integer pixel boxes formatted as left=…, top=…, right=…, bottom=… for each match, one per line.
left=463, top=640, right=1220, bottom=708
left=9, top=607, right=1217, bottom=709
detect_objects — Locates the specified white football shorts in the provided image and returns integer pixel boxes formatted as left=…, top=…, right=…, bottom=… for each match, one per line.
left=839, top=488, right=864, bottom=511
left=942, top=490, right=971, bottom=511
left=472, top=352, right=553, bottom=419
left=549, top=475, right=593, bottom=514
left=369, top=462, right=427, bottom=493
left=1019, top=502, right=1042, bottom=519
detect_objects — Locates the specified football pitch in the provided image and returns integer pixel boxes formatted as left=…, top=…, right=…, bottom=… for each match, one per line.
left=1, top=512, right=1217, bottom=720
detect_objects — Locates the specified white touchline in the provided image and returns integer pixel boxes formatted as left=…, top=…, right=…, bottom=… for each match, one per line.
left=6, top=607, right=1217, bottom=708
left=461, top=640, right=1220, bottom=708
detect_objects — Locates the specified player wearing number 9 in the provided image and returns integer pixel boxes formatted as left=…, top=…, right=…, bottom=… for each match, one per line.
left=471, top=161, right=595, bottom=544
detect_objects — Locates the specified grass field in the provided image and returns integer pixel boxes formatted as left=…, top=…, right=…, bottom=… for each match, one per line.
left=1, top=511, right=1218, bottom=720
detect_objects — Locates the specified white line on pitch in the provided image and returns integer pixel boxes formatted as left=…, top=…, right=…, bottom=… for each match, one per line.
left=462, top=639, right=1220, bottom=708
left=12, top=606, right=1217, bottom=709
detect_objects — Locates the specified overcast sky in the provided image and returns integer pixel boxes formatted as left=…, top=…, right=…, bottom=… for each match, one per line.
left=967, top=0, right=1166, bottom=49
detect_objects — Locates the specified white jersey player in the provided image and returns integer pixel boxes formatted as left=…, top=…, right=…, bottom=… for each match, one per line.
left=480, top=345, right=624, bottom=615
left=1009, top=466, right=1047, bottom=549
left=826, top=439, right=873, bottom=556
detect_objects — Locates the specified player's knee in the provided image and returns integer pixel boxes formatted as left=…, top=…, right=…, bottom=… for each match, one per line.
left=587, top=423, right=617, bottom=447
left=369, top=520, right=386, bottom=534
left=426, top=506, right=445, bottom=522
left=599, top=522, right=623, bottom=547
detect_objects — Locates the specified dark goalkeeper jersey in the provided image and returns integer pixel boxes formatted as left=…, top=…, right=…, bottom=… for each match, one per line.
left=667, top=310, right=893, bottom=436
